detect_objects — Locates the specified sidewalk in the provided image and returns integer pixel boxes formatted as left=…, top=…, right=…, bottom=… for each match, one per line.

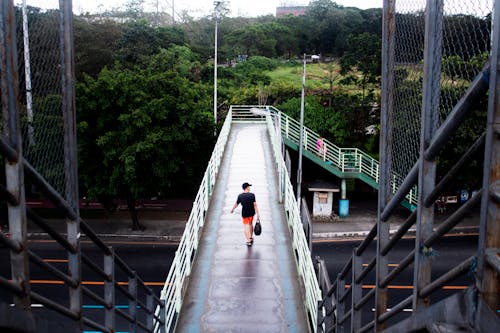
left=24, top=199, right=480, bottom=243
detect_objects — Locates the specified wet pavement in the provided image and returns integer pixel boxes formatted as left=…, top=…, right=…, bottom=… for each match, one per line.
left=174, top=123, right=310, bottom=332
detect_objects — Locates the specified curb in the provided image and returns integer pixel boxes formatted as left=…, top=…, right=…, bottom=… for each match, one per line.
left=312, top=226, right=479, bottom=240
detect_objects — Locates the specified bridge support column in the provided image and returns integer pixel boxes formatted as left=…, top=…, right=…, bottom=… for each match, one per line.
left=339, top=179, right=349, bottom=218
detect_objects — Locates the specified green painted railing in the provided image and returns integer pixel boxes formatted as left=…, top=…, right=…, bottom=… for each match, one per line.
left=236, top=105, right=418, bottom=209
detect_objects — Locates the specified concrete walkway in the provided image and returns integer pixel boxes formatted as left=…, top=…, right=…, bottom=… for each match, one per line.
left=174, top=123, right=310, bottom=332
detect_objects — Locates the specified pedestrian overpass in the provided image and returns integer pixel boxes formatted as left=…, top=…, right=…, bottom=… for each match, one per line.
left=156, top=104, right=422, bottom=332
left=2, top=0, right=500, bottom=332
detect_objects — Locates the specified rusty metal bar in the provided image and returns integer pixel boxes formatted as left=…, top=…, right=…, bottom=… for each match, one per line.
left=0, top=183, right=18, bottom=205
left=147, top=294, right=154, bottom=330
left=23, top=161, right=77, bottom=221
left=116, top=282, right=134, bottom=300
left=1, top=0, right=31, bottom=311
left=83, top=317, right=112, bottom=333
left=338, top=308, right=352, bottom=325
left=31, top=291, right=79, bottom=320
left=339, top=285, right=352, bottom=303
left=79, top=220, right=112, bottom=255
left=476, top=0, right=500, bottom=315
left=137, top=319, right=152, bottom=332
left=0, top=135, right=18, bottom=162
left=351, top=248, right=362, bottom=331
left=0, top=229, right=21, bottom=252
left=104, top=247, right=115, bottom=331
left=375, top=1, right=396, bottom=330
left=28, top=250, right=78, bottom=288
left=357, top=319, right=375, bottom=333
left=335, top=274, right=346, bottom=333
left=116, top=307, right=134, bottom=323
left=316, top=257, right=335, bottom=331
left=382, top=210, right=416, bottom=256
left=485, top=248, right=500, bottom=273
left=356, top=224, right=377, bottom=256
left=424, top=65, right=490, bottom=162
left=380, top=250, right=415, bottom=289
left=339, top=256, right=353, bottom=280
left=356, top=257, right=375, bottom=284
left=81, top=253, right=109, bottom=281
left=380, top=164, right=418, bottom=222
left=354, top=287, right=375, bottom=311
left=26, top=209, right=76, bottom=253
left=0, top=276, right=23, bottom=295
left=413, top=0, right=443, bottom=311
left=424, top=191, right=482, bottom=247
left=82, top=285, right=109, bottom=308
left=419, top=256, right=475, bottom=298
left=137, top=298, right=149, bottom=314
left=378, top=295, right=412, bottom=323
left=115, top=253, right=135, bottom=277
left=60, top=0, right=82, bottom=325
left=424, top=133, right=485, bottom=207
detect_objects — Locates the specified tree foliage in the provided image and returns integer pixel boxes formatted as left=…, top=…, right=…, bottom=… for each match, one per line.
left=77, top=46, right=214, bottom=225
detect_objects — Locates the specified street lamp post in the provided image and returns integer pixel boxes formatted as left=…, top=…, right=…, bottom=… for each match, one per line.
left=213, top=1, right=221, bottom=135
left=296, top=54, right=306, bottom=211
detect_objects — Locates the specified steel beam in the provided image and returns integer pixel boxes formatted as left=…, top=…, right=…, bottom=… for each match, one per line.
left=0, top=0, right=31, bottom=311
left=376, top=0, right=396, bottom=329
left=476, top=0, right=500, bottom=323
left=412, top=0, right=443, bottom=312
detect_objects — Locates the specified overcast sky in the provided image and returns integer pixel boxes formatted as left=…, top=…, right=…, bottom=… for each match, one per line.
left=18, top=1, right=490, bottom=19
left=66, top=0, right=383, bottom=18
left=73, top=0, right=382, bottom=17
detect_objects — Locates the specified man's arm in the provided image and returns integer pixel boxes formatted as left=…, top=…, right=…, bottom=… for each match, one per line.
left=230, top=202, right=238, bottom=213
left=254, top=202, right=259, bottom=217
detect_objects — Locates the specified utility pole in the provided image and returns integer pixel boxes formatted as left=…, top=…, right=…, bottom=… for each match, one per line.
left=296, top=54, right=306, bottom=210
left=213, top=1, right=222, bottom=135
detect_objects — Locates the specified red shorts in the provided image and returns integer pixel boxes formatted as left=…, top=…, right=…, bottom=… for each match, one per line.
left=242, top=216, right=254, bottom=225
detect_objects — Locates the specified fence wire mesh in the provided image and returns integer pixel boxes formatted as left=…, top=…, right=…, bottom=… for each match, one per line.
left=392, top=0, right=492, bottom=180
left=15, top=0, right=65, bottom=194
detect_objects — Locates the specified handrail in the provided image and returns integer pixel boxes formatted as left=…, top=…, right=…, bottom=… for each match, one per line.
left=262, top=105, right=418, bottom=208
left=265, top=111, right=322, bottom=332
left=158, top=107, right=232, bottom=332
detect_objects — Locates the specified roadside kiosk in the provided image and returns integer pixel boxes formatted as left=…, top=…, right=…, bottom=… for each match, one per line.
left=308, top=182, right=340, bottom=219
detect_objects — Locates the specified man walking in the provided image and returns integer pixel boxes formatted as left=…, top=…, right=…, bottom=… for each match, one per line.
left=231, top=182, right=260, bottom=246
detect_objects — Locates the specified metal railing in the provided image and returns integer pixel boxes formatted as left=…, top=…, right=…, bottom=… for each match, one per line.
left=265, top=111, right=322, bottom=332
left=0, top=1, right=166, bottom=332
left=157, top=108, right=232, bottom=332
left=237, top=105, right=418, bottom=209
left=314, top=0, right=500, bottom=332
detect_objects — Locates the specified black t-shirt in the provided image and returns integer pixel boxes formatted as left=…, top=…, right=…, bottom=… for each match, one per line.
left=237, top=192, right=256, bottom=218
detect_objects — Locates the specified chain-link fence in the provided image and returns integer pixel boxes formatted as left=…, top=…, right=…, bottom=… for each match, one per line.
left=392, top=0, right=492, bottom=179
left=15, top=0, right=65, bottom=194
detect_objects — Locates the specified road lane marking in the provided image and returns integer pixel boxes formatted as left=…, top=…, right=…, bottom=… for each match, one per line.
left=29, top=279, right=166, bottom=286
left=43, top=259, right=68, bottom=263
left=27, top=279, right=464, bottom=290
left=28, top=239, right=178, bottom=246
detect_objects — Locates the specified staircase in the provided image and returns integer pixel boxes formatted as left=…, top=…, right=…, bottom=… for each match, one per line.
left=230, top=105, right=418, bottom=210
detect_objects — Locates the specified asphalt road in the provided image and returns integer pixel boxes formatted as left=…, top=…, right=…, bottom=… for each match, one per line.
left=0, top=235, right=478, bottom=331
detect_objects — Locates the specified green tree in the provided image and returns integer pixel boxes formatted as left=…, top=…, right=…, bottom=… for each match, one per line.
left=339, top=32, right=381, bottom=100
left=77, top=46, right=214, bottom=229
